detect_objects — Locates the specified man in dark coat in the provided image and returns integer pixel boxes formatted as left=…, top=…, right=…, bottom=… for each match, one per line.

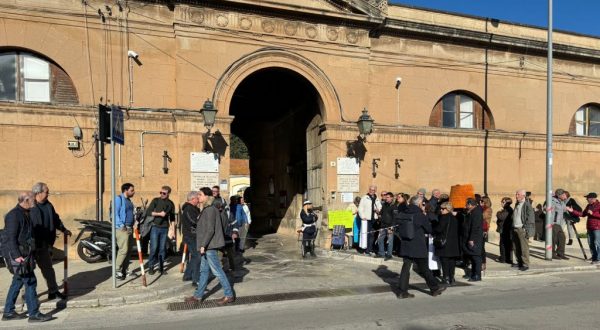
left=377, top=192, right=395, bottom=260
left=2, top=192, right=52, bottom=322
left=397, top=196, right=446, bottom=298
left=181, top=191, right=201, bottom=285
left=462, top=198, right=484, bottom=282
left=30, top=182, right=71, bottom=300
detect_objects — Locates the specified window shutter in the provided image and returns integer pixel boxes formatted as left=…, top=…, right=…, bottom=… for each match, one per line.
left=51, top=64, right=79, bottom=104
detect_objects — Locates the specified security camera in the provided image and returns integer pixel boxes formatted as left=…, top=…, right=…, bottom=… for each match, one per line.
left=127, top=50, right=139, bottom=59
left=395, top=77, right=402, bottom=89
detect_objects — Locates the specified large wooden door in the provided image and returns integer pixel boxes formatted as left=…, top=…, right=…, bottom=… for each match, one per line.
left=305, top=114, right=324, bottom=208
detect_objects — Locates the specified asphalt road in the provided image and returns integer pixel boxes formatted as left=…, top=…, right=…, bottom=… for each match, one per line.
left=2, top=270, right=599, bottom=330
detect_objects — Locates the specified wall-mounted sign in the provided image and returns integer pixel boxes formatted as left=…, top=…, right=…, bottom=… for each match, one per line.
left=336, top=157, right=360, bottom=175
left=191, top=172, right=219, bottom=191
left=190, top=152, right=219, bottom=172
left=337, top=174, right=359, bottom=192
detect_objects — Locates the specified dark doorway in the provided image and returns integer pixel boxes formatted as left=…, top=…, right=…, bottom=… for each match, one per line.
left=230, top=67, right=322, bottom=234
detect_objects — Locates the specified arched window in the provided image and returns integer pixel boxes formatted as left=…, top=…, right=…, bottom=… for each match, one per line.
left=429, top=91, right=494, bottom=130
left=571, top=104, right=600, bottom=137
left=0, top=51, right=78, bottom=104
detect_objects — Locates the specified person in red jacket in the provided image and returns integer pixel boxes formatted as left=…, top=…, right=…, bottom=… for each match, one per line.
left=566, top=192, right=600, bottom=264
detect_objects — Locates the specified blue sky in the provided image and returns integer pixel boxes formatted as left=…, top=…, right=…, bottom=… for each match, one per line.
left=390, top=0, right=600, bottom=37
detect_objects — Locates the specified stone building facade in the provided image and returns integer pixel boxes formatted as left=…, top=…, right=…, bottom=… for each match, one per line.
left=1, top=0, right=599, bottom=236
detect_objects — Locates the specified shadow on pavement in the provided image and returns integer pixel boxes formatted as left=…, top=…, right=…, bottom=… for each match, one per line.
left=65, top=265, right=112, bottom=299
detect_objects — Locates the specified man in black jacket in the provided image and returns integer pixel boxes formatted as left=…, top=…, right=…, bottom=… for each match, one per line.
left=181, top=191, right=200, bottom=286
left=463, top=198, right=484, bottom=281
left=146, top=185, right=176, bottom=275
left=30, top=182, right=71, bottom=300
left=376, top=192, right=395, bottom=260
left=397, top=196, right=446, bottom=298
left=2, top=192, right=52, bottom=323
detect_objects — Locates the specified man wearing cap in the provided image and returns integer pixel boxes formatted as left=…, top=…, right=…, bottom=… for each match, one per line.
left=300, top=200, right=318, bottom=257
left=566, top=193, right=600, bottom=264
left=546, top=189, right=569, bottom=260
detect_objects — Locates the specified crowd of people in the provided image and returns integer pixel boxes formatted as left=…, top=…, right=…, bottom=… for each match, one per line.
left=345, top=185, right=600, bottom=298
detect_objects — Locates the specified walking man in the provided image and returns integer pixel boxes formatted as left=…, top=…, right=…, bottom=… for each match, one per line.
left=113, top=183, right=135, bottom=280
left=512, top=189, right=535, bottom=271
left=185, top=187, right=235, bottom=305
left=566, top=192, right=600, bottom=264
left=146, top=186, right=176, bottom=275
left=358, top=185, right=381, bottom=255
left=30, top=182, right=71, bottom=300
left=2, top=192, right=52, bottom=322
left=397, top=196, right=445, bottom=298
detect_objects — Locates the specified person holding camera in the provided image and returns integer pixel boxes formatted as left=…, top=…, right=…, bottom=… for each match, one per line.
left=2, top=192, right=52, bottom=322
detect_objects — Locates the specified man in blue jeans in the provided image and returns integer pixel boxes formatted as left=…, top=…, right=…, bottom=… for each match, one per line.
left=377, top=192, right=395, bottom=260
left=146, top=186, right=175, bottom=275
left=181, top=191, right=201, bottom=286
left=2, top=192, right=52, bottom=323
left=185, top=187, right=235, bottom=306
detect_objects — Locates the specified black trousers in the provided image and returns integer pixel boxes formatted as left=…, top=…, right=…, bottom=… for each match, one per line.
left=469, top=254, right=482, bottom=279
left=34, top=248, right=59, bottom=294
left=439, top=257, right=457, bottom=280
left=499, top=231, right=513, bottom=264
left=399, top=257, right=439, bottom=293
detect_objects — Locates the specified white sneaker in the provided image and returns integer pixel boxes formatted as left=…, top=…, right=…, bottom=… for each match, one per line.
left=591, top=261, right=599, bottom=265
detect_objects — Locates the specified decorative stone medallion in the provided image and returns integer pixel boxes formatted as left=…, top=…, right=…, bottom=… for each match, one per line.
left=240, top=17, right=252, bottom=30
left=346, top=31, right=358, bottom=44
left=284, top=22, right=298, bottom=36
left=262, top=20, right=275, bottom=33
left=189, top=10, right=204, bottom=24
left=216, top=14, right=229, bottom=27
left=306, top=26, right=317, bottom=39
left=326, top=28, right=338, bottom=41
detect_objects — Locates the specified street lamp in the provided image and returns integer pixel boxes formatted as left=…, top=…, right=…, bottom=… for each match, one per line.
left=357, top=107, right=374, bottom=141
left=200, top=99, right=218, bottom=133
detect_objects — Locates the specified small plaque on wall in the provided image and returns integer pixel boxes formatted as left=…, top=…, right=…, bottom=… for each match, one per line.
left=337, top=174, right=359, bottom=192
left=190, top=152, right=219, bottom=173
left=191, top=172, right=219, bottom=191
left=336, top=157, right=360, bottom=175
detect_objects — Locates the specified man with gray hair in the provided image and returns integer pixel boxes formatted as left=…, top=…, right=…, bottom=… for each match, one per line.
left=30, top=182, right=70, bottom=300
left=2, top=192, right=52, bottom=322
left=546, top=188, right=569, bottom=260
left=358, top=185, right=381, bottom=255
left=513, top=189, right=535, bottom=271
left=181, top=191, right=201, bottom=286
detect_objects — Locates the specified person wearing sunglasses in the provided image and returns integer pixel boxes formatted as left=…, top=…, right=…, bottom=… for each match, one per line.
left=146, top=186, right=176, bottom=275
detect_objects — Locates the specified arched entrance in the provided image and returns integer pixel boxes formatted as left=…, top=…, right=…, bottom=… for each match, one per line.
left=229, top=67, right=323, bottom=234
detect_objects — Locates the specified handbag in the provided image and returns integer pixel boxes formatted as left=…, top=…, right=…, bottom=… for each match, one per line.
left=433, top=219, right=450, bottom=249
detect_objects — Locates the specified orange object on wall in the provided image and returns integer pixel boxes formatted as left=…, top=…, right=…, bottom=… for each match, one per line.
left=449, top=184, right=475, bottom=209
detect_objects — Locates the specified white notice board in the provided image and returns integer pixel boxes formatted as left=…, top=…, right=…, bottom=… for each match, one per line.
left=190, top=152, right=219, bottom=173
left=337, top=174, right=359, bottom=192
left=337, top=157, right=360, bottom=175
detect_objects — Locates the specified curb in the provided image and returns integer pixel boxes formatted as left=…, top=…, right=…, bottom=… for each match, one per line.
left=0, top=282, right=191, bottom=313
left=319, top=250, right=600, bottom=277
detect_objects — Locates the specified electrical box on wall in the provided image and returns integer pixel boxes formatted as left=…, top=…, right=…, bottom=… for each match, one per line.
left=67, top=140, right=80, bottom=150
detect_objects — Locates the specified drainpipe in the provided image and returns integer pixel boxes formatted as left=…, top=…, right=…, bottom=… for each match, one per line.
left=140, top=131, right=175, bottom=177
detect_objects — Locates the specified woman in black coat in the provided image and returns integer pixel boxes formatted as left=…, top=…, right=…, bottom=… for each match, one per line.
left=434, top=201, right=460, bottom=285
left=462, top=198, right=484, bottom=281
left=496, top=197, right=514, bottom=264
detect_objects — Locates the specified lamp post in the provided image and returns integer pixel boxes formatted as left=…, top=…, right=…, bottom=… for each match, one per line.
left=357, top=108, right=374, bottom=141
left=200, top=99, right=218, bottom=151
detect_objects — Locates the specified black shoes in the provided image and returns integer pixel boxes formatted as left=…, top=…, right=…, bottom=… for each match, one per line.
left=431, top=286, right=447, bottom=297
left=28, top=313, right=52, bottom=323
left=148, top=268, right=155, bottom=275
left=557, top=255, right=570, bottom=260
left=373, top=255, right=383, bottom=259
left=468, top=276, right=482, bottom=282
left=398, top=292, right=415, bottom=299
left=2, top=312, right=28, bottom=321
left=48, top=291, right=67, bottom=300
left=384, top=256, right=393, bottom=261
left=567, top=239, right=573, bottom=245
left=519, top=266, right=529, bottom=271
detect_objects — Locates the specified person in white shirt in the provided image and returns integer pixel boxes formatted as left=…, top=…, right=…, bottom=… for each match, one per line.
left=357, top=185, right=382, bottom=255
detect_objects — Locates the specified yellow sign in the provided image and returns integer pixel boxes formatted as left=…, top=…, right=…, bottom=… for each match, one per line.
left=327, top=210, right=354, bottom=229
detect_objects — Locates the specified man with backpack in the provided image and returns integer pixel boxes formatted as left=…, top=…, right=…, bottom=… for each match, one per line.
left=2, top=192, right=52, bottom=322
left=397, top=195, right=445, bottom=298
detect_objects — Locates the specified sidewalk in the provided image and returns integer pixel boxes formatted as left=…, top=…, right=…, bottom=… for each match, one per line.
left=321, top=237, right=600, bottom=277
left=1, top=234, right=597, bottom=313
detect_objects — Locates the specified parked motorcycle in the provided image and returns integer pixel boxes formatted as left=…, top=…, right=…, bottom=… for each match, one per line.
left=74, top=205, right=176, bottom=263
